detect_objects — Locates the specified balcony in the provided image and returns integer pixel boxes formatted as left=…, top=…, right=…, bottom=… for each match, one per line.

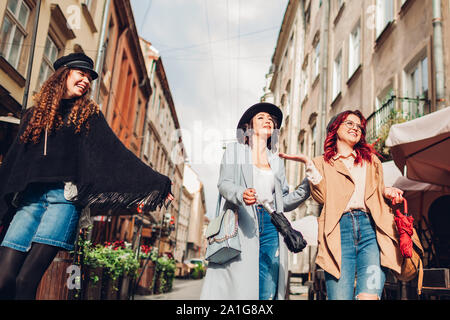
left=366, top=95, right=430, bottom=161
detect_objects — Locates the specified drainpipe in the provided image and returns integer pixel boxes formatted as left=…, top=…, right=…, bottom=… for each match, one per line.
left=432, top=0, right=446, bottom=110
left=319, top=0, right=330, bottom=153
left=92, top=0, right=112, bottom=105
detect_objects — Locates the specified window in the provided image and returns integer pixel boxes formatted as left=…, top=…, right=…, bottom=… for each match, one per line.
left=348, top=23, right=361, bottom=78
left=332, top=50, right=342, bottom=100
left=313, top=41, right=320, bottom=79
left=288, top=33, right=294, bottom=62
left=83, top=0, right=96, bottom=13
left=376, top=0, right=394, bottom=38
left=0, top=0, right=31, bottom=69
left=310, top=124, right=317, bottom=157
left=301, top=65, right=309, bottom=103
left=156, top=95, right=161, bottom=114
left=143, top=129, right=151, bottom=159
left=375, top=87, right=394, bottom=136
left=134, top=98, right=142, bottom=135
left=160, top=103, right=165, bottom=126
left=36, top=35, right=59, bottom=89
left=284, top=81, right=291, bottom=117
left=405, top=56, right=428, bottom=117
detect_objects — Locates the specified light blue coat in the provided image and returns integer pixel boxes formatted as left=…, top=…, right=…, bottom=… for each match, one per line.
left=200, top=142, right=310, bottom=300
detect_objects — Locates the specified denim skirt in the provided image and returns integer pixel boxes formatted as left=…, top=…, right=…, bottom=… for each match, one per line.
left=1, top=182, right=81, bottom=252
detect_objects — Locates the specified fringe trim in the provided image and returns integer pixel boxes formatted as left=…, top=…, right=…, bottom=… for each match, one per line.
left=75, top=184, right=170, bottom=213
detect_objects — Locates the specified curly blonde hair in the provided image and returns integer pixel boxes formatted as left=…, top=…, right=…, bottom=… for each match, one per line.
left=20, top=67, right=100, bottom=144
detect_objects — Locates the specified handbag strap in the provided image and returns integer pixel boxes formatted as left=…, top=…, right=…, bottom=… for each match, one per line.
left=215, top=143, right=239, bottom=218
left=215, top=193, right=223, bottom=218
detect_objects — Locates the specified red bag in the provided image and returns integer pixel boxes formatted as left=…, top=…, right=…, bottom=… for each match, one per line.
left=393, top=199, right=424, bottom=295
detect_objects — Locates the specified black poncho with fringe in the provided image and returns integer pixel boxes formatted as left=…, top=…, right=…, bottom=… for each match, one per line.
left=0, top=104, right=172, bottom=224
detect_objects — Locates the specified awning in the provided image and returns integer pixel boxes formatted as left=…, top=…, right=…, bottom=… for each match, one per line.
left=383, top=160, right=449, bottom=191
left=382, top=160, right=450, bottom=220
left=385, top=107, right=450, bottom=187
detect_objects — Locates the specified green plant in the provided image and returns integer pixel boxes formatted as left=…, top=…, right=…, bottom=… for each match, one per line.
left=139, top=245, right=158, bottom=262
left=371, top=108, right=408, bottom=161
left=191, top=264, right=205, bottom=279
left=155, top=255, right=176, bottom=293
left=81, top=240, right=140, bottom=283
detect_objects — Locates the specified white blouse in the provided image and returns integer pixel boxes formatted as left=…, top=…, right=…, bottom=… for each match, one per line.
left=252, top=165, right=275, bottom=212
left=305, top=151, right=369, bottom=212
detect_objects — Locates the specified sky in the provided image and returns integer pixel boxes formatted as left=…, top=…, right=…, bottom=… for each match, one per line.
left=130, top=0, right=289, bottom=219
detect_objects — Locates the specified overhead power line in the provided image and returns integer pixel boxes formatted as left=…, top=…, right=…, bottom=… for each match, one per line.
left=157, top=26, right=280, bottom=54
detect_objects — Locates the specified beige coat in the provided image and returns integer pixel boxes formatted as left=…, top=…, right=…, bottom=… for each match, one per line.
left=311, top=154, right=408, bottom=279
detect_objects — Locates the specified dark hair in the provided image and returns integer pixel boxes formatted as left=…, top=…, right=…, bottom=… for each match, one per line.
left=242, top=113, right=279, bottom=151
left=323, top=110, right=378, bottom=164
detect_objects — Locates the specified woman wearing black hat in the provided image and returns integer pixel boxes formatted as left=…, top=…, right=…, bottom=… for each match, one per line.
left=200, top=103, right=310, bottom=300
left=0, top=53, right=173, bottom=300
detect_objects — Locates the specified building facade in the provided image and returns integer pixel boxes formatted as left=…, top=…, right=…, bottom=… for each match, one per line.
left=140, top=38, right=186, bottom=256
left=184, top=166, right=207, bottom=261
left=0, top=0, right=106, bottom=162
left=87, top=0, right=153, bottom=246
left=175, top=185, right=193, bottom=262
left=267, top=0, right=449, bottom=275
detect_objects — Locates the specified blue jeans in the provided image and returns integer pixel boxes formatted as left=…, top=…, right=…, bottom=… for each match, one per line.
left=1, top=183, right=81, bottom=252
left=256, top=205, right=279, bottom=300
left=325, top=210, right=386, bottom=300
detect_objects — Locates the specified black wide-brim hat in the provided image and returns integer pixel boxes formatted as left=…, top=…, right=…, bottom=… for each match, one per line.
left=53, top=52, right=98, bottom=80
left=237, top=102, right=283, bottom=134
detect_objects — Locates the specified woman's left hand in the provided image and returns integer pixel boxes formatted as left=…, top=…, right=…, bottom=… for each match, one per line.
left=166, top=192, right=175, bottom=202
left=383, top=186, right=404, bottom=205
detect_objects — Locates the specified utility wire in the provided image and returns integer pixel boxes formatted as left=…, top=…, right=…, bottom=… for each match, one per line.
left=204, top=0, right=218, bottom=111
left=237, top=0, right=241, bottom=111
left=227, top=0, right=231, bottom=130
left=156, top=26, right=279, bottom=54
left=139, top=0, right=153, bottom=31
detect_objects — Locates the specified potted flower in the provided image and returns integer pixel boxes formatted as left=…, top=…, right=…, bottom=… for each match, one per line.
left=81, top=240, right=140, bottom=300
left=154, top=254, right=176, bottom=294
left=135, top=245, right=158, bottom=295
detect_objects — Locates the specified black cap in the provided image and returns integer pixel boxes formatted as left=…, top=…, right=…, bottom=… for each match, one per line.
left=53, top=52, right=98, bottom=80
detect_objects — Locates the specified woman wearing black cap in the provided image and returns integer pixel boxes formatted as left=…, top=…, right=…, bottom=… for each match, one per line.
left=200, top=103, right=310, bottom=300
left=0, top=53, right=173, bottom=300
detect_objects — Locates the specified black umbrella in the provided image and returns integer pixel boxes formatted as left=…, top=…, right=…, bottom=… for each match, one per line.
left=259, top=200, right=307, bottom=253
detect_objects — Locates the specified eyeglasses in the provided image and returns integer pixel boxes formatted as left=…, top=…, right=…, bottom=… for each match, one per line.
left=342, top=120, right=363, bottom=132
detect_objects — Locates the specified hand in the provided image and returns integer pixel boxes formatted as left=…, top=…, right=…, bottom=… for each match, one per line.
left=243, top=188, right=257, bottom=206
left=384, top=186, right=404, bottom=205
left=279, top=152, right=311, bottom=165
left=166, top=192, right=174, bottom=202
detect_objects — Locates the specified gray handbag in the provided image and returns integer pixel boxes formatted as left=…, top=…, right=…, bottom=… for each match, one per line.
left=205, top=145, right=241, bottom=264
left=205, top=194, right=241, bottom=264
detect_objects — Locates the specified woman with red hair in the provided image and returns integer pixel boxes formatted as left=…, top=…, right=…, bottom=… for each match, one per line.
left=280, top=110, right=405, bottom=300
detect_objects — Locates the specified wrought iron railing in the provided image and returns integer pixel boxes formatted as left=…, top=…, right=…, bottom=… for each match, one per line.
left=366, top=95, right=431, bottom=143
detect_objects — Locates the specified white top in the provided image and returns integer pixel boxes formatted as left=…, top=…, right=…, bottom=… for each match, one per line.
left=305, top=151, right=368, bottom=212
left=252, top=165, right=275, bottom=212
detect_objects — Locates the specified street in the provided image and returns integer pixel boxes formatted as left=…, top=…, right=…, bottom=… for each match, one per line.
left=134, top=278, right=205, bottom=300
left=134, top=278, right=308, bottom=300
